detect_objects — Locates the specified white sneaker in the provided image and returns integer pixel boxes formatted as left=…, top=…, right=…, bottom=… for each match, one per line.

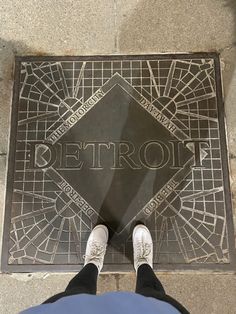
left=132, top=224, right=153, bottom=272
left=84, top=224, right=109, bottom=273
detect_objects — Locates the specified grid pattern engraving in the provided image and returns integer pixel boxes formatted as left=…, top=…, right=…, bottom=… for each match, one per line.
left=2, top=54, right=235, bottom=272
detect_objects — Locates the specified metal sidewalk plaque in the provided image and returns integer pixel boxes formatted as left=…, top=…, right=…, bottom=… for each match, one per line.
left=2, top=54, right=236, bottom=272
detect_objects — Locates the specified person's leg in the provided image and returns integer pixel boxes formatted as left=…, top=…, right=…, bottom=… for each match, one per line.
left=43, top=263, right=98, bottom=304
left=65, top=263, right=98, bottom=294
left=43, top=224, right=109, bottom=304
left=133, top=224, right=165, bottom=297
left=135, top=263, right=165, bottom=296
left=132, top=225, right=190, bottom=314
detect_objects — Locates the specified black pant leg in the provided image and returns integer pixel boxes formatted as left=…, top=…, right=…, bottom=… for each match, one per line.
left=135, top=264, right=189, bottom=314
left=65, top=263, right=98, bottom=293
left=135, top=264, right=165, bottom=296
left=43, top=263, right=98, bottom=304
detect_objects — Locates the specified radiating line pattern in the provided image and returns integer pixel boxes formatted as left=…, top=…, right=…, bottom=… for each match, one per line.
left=7, top=56, right=232, bottom=268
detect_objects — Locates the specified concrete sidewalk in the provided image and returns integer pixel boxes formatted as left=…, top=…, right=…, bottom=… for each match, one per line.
left=1, top=272, right=236, bottom=314
left=1, top=1, right=236, bottom=313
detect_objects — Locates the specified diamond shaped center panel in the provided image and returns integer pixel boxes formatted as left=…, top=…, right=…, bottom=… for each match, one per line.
left=1, top=54, right=236, bottom=272
left=50, top=84, right=192, bottom=233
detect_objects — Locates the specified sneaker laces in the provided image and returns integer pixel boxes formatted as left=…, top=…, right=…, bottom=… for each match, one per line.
left=83, top=241, right=106, bottom=264
left=136, top=242, right=152, bottom=264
